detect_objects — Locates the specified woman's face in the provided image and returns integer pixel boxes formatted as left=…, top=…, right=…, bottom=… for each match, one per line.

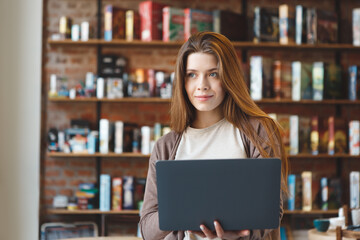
left=185, top=52, right=225, bottom=115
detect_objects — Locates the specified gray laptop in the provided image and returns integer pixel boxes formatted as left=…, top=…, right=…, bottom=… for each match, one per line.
left=156, top=158, right=281, bottom=231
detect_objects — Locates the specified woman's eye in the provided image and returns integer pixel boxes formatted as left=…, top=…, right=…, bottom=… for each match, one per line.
left=209, top=72, right=218, bottom=77
left=187, top=73, right=196, bottom=78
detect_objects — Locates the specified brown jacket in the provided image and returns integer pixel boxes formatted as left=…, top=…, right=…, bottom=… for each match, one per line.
left=139, top=119, right=283, bottom=240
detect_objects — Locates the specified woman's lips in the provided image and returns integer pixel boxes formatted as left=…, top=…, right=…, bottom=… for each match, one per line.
left=195, top=95, right=213, bottom=101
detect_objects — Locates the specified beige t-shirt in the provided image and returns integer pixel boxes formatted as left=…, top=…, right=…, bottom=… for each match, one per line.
left=175, top=118, right=247, bottom=240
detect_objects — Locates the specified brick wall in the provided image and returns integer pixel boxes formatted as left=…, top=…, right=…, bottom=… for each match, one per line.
left=42, top=0, right=360, bottom=236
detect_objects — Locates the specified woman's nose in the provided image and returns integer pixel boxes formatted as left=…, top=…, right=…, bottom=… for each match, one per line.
left=197, top=75, right=209, bottom=91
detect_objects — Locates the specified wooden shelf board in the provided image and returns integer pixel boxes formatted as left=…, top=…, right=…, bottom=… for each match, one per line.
left=284, top=209, right=338, bottom=215
left=47, top=152, right=150, bottom=158
left=288, top=153, right=360, bottom=159
left=46, top=209, right=140, bottom=215
left=47, top=152, right=359, bottom=159
left=48, top=97, right=360, bottom=105
left=48, top=39, right=360, bottom=51
left=48, top=97, right=171, bottom=103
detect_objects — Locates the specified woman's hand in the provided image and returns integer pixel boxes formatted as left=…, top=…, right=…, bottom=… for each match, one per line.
left=189, top=221, right=250, bottom=239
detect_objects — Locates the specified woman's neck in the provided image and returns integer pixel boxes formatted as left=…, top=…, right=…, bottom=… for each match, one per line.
left=191, top=109, right=224, bottom=129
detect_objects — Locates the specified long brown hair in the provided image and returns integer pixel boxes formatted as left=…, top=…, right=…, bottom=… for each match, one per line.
left=171, top=32, right=288, bottom=192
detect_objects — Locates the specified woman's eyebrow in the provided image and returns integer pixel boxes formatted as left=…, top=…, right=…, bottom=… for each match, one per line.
left=186, top=68, right=218, bottom=72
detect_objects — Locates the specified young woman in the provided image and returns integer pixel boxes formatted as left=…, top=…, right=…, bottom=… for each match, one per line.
left=139, top=32, right=288, bottom=240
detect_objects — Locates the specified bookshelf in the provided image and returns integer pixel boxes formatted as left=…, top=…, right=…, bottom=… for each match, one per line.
left=41, top=0, right=360, bottom=238
left=48, top=39, right=360, bottom=51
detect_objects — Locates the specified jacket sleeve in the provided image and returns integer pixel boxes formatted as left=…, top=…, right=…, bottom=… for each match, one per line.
left=139, top=140, right=179, bottom=240
left=245, top=120, right=283, bottom=240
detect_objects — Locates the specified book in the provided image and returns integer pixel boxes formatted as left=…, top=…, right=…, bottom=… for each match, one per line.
left=132, top=128, right=141, bottom=153
left=306, top=8, right=317, bottom=44
left=317, top=9, right=338, bottom=44
left=324, top=64, right=342, bottom=99
left=213, top=10, right=246, bottom=41
left=184, top=9, right=213, bottom=41
left=123, top=123, right=138, bottom=152
left=107, top=78, right=123, bottom=99
left=302, top=171, right=312, bottom=211
left=300, top=62, right=313, bottom=100
left=99, top=119, right=110, bottom=154
left=328, top=178, right=342, bottom=209
left=281, top=61, right=292, bottom=99
left=348, top=65, right=358, bottom=100
left=112, top=177, right=123, bottom=210
left=250, top=56, right=263, bottom=100
left=320, top=177, right=328, bottom=210
left=353, top=9, right=360, bottom=46
left=123, top=176, right=135, bottom=209
left=288, top=174, right=296, bottom=210
left=139, top=1, right=166, bottom=41
left=253, top=6, right=279, bottom=43
left=295, top=5, right=307, bottom=44
left=312, top=62, right=324, bottom=101
left=134, top=178, right=146, bottom=209
left=292, top=61, right=301, bottom=101
left=104, top=5, right=126, bottom=41
left=290, top=115, right=299, bottom=155
left=163, top=7, right=185, bottom=42
left=126, top=10, right=140, bottom=41
left=141, top=126, right=151, bottom=154
left=349, top=120, right=360, bottom=155
left=114, top=121, right=124, bottom=154
left=277, top=114, right=290, bottom=154
left=328, top=116, right=335, bottom=155
left=262, top=57, right=274, bottom=98
left=273, top=60, right=282, bottom=99
left=318, top=116, right=329, bottom=154
left=295, top=174, right=303, bottom=210
left=334, top=118, right=347, bottom=154
left=299, top=116, right=311, bottom=154
left=100, top=174, right=111, bottom=211
left=350, top=171, right=360, bottom=208
left=279, top=4, right=295, bottom=44
left=310, top=116, right=319, bottom=155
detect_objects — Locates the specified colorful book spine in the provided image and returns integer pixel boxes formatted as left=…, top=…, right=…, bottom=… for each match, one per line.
left=99, top=119, right=109, bottom=154
left=349, top=120, right=360, bottom=155
left=300, top=62, right=313, bottom=100
left=262, top=57, right=274, bottom=98
left=184, top=9, right=213, bottom=41
left=104, top=5, right=125, bottom=41
left=153, top=122, right=162, bottom=141
left=123, top=176, right=135, bottom=209
left=126, top=10, right=140, bottom=41
left=312, top=62, right=324, bottom=100
left=288, top=174, right=296, bottom=210
left=348, top=65, right=358, bottom=100
left=163, top=7, right=184, bottom=41
left=100, top=174, right=111, bottom=211
left=328, top=116, right=335, bottom=155
left=114, top=121, right=124, bottom=154
left=139, top=1, right=165, bottom=41
left=324, top=64, right=342, bottom=99
left=273, top=60, right=281, bottom=99
left=112, top=177, right=123, bottom=210
left=290, top=115, right=299, bottom=155
left=250, top=56, right=263, bottom=100
left=350, top=171, right=360, bottom=209
left=311, top=116, right=319, bottom=155
left=353, top=9, right=360, bottom=46
left=299, top=116, right=311, bottom=154
left=279, top=4, right=295, bottom=44
left=295, top=5, right=306, bottom=44
left=292, top=61, right=301, bottom=101
left=306, top=8, right=317, bottom=44
left=141, top=126, right=151, bottom=154
left=321, top=177, right=328, bottom=210
left=281, top=61, right=292, bottom=99
left=302, top=171, right=312, bottom=211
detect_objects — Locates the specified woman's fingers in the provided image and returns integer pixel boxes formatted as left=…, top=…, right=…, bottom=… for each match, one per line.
left=214, top=221, right=225, bottom=238
left=237, top=229, right=250, bottom=237
left=189, top=230, right=206, bottom=238
left=200, top=224, right=218, bottom=239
